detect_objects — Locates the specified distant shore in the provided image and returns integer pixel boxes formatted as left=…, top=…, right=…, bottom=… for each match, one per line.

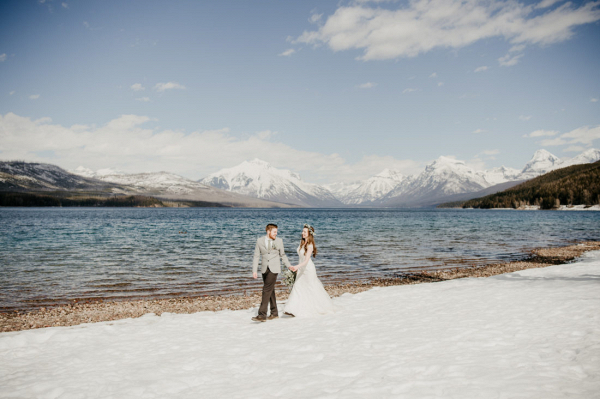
left=2, top=241, right=598, bottom=333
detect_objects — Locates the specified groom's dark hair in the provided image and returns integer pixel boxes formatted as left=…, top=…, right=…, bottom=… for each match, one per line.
left=266, top=223, right=278, bottom=232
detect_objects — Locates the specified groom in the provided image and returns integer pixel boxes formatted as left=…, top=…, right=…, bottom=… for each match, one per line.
left=251, top=223, right=291, bottom=322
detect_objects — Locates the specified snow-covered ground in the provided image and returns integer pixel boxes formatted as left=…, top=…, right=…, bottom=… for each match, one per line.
left=2, top=252, right=600, bottom=398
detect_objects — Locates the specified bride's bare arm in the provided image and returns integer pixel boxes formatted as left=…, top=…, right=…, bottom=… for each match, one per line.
left=292, top=244, right=313, bottom=271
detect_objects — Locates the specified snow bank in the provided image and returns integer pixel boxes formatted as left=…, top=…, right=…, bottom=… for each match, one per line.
left=2, top=252, right=600, bottom=398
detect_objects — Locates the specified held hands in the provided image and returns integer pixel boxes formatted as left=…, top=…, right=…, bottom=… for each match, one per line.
left=253, top=272, right=257, bottom=279
left=288, top=265, right=299, bottom=272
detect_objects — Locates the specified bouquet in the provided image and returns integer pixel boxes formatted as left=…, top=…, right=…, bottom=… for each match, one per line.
left=281, top=268, right=296, bottom=289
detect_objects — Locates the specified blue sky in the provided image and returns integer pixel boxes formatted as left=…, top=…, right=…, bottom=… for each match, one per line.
left=1, top=0, right=599, bottom=183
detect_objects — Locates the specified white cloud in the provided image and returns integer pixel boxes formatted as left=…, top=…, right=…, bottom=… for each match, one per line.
left=558, top=125, right=600, bottom=147
left=474, top=66, right=488, bottom=73
left=437, top=82, right=444, bottom=86
left=540, top=137, right=567, bottom=146
left=29, top=94, right=40, bottom=100
left=532, top=125, right=600, bottom=147
left=509, top=44, right=526, bottom=53
left=0, top=112, right=420, bottom=184
left=519, top=115, right=532, bottom=121
left=592, top=98, right=598, bottom=103
left=279, top=48, right=296, bottom=57
left=130, top=83, right=145, bottom=91
left=309, top=13, right=323, bottom=24
left=535, top=0, right=562, bottom=10
left=473, top=128, right=486, bottom=134
left=357, top=82, right=376, bottom=89
left=83, top=21, right=90, bottom=29
left=402, top=88, right=417, bottom=93
left=563, top=146, right=585, bottom=152
left=154, top=82, right=186, bottom=92
left=482, top=149, right=500, bottom=155
left=295, top=0, right=600, bottom=61
left=9, top=91, right=15, bottom=95
left=136, top=97, right=150, bottom=102
left=62, top=2, right=69, bottom=9
left=429, top=72, right=437, bottom=78
left=256, top=130, right=277, bottom=140
left=523, top=129, right=558, bottom=138
left=0, top=54, right=6, bottom=62
left=498, top=53, right=524, bottom=66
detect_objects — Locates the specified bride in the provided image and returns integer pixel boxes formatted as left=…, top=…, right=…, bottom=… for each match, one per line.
left=284, top=224, right=334, bottom=317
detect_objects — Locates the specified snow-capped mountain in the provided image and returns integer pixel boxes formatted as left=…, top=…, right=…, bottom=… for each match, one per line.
left=336, top=169, right=412, bottom=205
left=0, top=161, right=123, bottom=191
left=380, top=156, right=491, bottom=207
left=72, top=168, right=211, bottom=195
left=561, top=148, right=600, bottom=168
left=517, top=148, right=600, bottom=180
left=480, top=166, right=521, bottom=186
left=518, top=149, right=563, bottom=180
left=341, top=148, right=599, bottom=206
left=200, top=159, right=342, bottom=207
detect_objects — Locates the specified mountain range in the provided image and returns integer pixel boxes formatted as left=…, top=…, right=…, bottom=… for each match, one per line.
left=2, top=148, right=598, bottom=208
left=199, top=148, right=600, bottom=207
left=199, top=159, right=342, bottom=207
left=0, top=162, right=291, bottom=208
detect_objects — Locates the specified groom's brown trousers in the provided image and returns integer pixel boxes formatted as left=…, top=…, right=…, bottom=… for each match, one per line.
left=259, top=268, right=278, bottom=317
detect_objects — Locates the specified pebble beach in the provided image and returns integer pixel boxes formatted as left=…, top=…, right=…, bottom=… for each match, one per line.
left=2, top=241, right=598, bottom=333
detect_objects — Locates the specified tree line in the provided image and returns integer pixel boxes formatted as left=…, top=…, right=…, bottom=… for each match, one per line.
left=451, top=160, right=600, bottom=209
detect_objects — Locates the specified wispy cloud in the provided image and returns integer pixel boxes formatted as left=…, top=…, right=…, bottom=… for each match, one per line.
left=62, top=2, right=69, bottom=9
left=29, top=94, right=40, bottom=100
left=309, top=13, right=322, bottom=24
left=592, top=98, right=598, bottom=103
left=9, top=91, right=15, bottom=95
left=526, top=125, right=600, bottom=147
left=474, top=66, right=488, bottom=73
left=535, top=0, right=562, bottom=9
left=0, top=54, right=6, bottom=62
left=136, top=97, right=150, bottom=102
left=429, top=72, right=437, bottom=78
left=482, top=149, right=500, bottom=155
left=523, top=129, right=558, bottom=138
left=437, top=82, right=444, bottom=86
left=295, top=0, right=600, bottom=61
left=154, top=82, right=186, bottom=92
left=130, top=83, right=145, bottom=91
left=519, top=115, right=532, bottom=121
left=498, top=53, right=524, bottom=66
left=473, top=128, right=487, bottom=134
left=278, top=48, right=296, bottom=57
left=402, top=88, right=417, bottom=93
left=357, top=82, right=376, bottom=89
left=563, top=146, right=585, bottom=152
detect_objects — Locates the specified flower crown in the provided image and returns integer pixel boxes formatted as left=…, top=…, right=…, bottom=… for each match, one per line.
left=304, top=224, right=316, bottom=236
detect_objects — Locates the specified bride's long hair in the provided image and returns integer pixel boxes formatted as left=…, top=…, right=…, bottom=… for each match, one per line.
left=300, top=224, right=317, bottom=258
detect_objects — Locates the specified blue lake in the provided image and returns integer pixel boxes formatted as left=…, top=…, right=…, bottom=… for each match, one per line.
left=1, top=207, right=599, bottom=311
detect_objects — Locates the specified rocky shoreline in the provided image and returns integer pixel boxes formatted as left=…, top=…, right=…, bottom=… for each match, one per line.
left=2, top=241, right=599, bottom=333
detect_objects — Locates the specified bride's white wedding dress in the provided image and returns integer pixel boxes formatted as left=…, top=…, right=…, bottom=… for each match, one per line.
left=284, top=246, right=334, bottom=317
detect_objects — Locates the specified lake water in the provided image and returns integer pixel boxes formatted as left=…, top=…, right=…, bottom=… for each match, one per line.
left=1, top=208, right=599, bottom=312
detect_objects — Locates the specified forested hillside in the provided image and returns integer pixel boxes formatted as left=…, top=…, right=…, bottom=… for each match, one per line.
left=458, top=161, right=600, bottom=209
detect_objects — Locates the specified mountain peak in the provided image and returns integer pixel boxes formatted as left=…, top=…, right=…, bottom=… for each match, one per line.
left=246, top=158, right=271, bottom=167
left=375, top=168, right=403, bottom=179
left=530, top=149, right=559, bottom=161
left=200, top=160, right=340, bottom=207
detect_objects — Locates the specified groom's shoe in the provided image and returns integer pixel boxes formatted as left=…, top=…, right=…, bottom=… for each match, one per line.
left=284, top=312, right=295, bottom=317
left=252, top=315, right=267, bottom=322
left=267, top=314, right=278, bottom=320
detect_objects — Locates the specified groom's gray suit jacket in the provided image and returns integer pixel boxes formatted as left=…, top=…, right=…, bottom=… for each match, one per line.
left=252, top=236, right=292, bottom=275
